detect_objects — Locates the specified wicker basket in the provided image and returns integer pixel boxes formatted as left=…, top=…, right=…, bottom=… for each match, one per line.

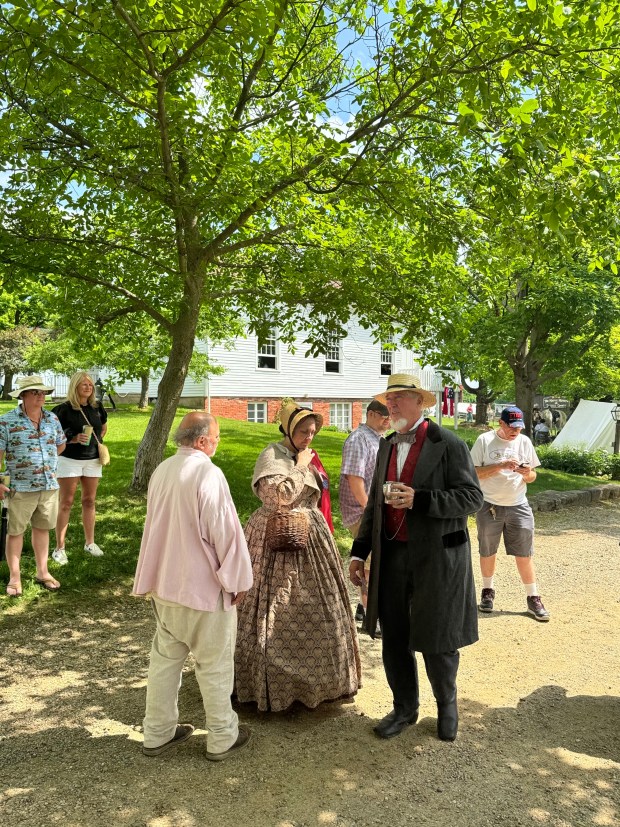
left=265, top=509, right=310, bottom=554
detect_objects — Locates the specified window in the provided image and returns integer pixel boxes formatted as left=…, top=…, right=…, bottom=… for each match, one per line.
left=330, top=402, right=351, bottom=431
left=325, top=334, right=341, bottom=374
left=381, top=335, right=394, bottom=376
left=247, top=402, right=267, bottom=423
left=257, top=332, right=277, bottom=369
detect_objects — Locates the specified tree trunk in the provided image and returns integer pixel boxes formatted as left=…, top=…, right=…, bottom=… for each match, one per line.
left=473, top=380, right=495, bottom=426
left=2, top=369, right=14, bottom=400
left=513, top=371, right=536, bottom=437
left=474, top=391, right=488, bottom=425
left=138, top=371, right=150, bottom=409
left=461, top=375, right=495, bottom=426
left=130, top=312, right=198, bottom=492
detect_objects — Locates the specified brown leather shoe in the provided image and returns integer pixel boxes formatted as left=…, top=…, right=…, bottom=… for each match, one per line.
left=206, top=726, right=252, bottom=761
left=142, top=724, right=194, bottom=756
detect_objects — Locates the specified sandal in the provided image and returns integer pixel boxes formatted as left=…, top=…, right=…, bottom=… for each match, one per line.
left=6, top=582, right=22, bottom=598
left=35, top=576, right=60, bottom=592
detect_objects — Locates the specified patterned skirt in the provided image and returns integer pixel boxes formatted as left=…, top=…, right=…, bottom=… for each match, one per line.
left=234, top=506, right=361, bottom=712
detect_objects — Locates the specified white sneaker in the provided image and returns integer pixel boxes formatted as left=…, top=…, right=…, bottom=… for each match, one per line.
left=52, top=548, right=68, bottom=565
left=84, top=543, right=104, bottom=557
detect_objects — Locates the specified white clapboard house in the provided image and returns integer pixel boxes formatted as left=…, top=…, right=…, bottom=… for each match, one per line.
left=40, top=320, right=455, bottom=431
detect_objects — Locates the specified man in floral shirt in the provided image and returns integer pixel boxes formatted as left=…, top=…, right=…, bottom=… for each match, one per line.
left=0, top=376, right=66, bottom=596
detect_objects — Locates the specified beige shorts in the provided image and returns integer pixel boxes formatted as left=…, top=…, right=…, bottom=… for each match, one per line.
left=8, top=489, right=59, bottom=535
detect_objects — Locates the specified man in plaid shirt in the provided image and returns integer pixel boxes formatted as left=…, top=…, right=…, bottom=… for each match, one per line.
left=339, top=399, right=390, bottom=626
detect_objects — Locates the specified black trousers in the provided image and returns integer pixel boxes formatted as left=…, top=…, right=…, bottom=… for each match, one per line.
left=378, top=540, right=459, bottom=712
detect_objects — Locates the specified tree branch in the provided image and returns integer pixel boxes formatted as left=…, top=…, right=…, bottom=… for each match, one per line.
left=64, top=270, right=173, bottom=332
left=217, top=223, right=296, bottom=255
left=2, top=25, right=156, bottom=116
left=110, top=2, right=190, bottom=276
left=112, top=1, right=160, bottom=78
left=163, top=0, right=244, bottom=77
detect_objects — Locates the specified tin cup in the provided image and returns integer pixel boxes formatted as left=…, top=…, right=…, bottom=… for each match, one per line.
left=383, top=482, right=397, bottom=502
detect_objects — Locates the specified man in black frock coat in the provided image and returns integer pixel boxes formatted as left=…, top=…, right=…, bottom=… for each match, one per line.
left=349, top=373, right=483, bottom=741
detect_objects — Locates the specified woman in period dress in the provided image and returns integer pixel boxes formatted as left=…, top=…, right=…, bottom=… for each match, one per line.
left=235, top=401, right=361, bottom=712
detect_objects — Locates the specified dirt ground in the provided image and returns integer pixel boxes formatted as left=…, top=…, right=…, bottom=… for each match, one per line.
left=1, top=501, right=619, bottom=827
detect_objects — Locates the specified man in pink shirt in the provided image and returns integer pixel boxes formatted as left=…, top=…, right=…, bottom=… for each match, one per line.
left=133, top=411, right=253, bottom=760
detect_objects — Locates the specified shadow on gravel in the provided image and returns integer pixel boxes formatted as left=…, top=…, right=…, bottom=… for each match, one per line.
left=2, top=590, right=619, bottom=827
left=535, top=499, right=620, bottom=543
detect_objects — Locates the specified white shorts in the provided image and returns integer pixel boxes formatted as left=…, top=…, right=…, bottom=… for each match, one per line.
left=56, top=456, right=103, bottom=479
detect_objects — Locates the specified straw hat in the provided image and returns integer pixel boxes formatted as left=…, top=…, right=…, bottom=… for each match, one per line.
left=374, top=372, right=436, bottom=409
left=9, top=375, right=55, bottom=398
left=279, top=401, right=323, bottom=439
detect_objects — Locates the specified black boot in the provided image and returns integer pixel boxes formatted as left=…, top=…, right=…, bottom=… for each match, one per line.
left=373, top=706, right=419, bottom=739
left=437, top=697, right=458, bottom=742
left=424, top=651, right=460, bottom=742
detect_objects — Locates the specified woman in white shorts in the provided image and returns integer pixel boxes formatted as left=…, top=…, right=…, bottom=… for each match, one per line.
left=51, top=371, right=108, bottom=564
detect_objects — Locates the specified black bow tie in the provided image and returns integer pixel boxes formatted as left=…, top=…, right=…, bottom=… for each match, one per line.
left=392, top=431, right=417, bottom=444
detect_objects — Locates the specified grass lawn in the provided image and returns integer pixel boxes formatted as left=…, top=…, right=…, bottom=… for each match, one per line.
left=0, top=402, right=615, bottom=608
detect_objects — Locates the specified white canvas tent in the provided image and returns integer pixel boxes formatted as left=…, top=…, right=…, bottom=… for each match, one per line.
left=549, top=400, right=616, bottom=453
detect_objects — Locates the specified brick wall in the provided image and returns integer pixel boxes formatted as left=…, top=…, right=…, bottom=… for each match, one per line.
left=207, top=397, right=249, bottom=420
left=352, top=400, right=364, bottom=430
left=312, top=401, right=331, bottom=427
left=206, top=396, right=368, bottom=430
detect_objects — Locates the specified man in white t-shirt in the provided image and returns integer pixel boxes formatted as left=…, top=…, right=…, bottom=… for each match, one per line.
left=470, top=406, right=549, bottom=622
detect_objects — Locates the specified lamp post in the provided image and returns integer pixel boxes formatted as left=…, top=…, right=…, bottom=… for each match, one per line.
left=611, top=404, right=620, bottom=454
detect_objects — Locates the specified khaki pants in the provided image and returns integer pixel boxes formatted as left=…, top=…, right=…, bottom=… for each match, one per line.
left=143, top=595, right=239, bottom=754
left=347, top=518, right=362, bottom=540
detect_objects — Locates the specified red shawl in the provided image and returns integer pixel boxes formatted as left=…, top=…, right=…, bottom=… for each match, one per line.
left=310, top=450, right=334, bottom=533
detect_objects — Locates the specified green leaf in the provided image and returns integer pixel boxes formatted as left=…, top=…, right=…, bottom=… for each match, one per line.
left=561, top=149, right=575, bottom=167
left=546, top=211, right=560, bottom=232
left=521, top=98, right=539, bottom=113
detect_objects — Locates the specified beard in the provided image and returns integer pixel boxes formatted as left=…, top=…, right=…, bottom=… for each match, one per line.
left=390, top=417, right=409, bottom=432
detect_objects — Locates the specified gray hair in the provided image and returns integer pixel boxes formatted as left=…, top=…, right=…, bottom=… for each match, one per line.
left=173, top=412, right=216, bottom=446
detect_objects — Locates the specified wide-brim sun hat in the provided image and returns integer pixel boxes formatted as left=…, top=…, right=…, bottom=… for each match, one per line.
left=374, top=372, right=436, bottom=409
left=9, top=375, right=55, bottom=398
left=279, top=401, right=323, bottom=438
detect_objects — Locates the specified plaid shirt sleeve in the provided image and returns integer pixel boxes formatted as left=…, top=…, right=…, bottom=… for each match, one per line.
left=341, top=429, right=369, bottom=478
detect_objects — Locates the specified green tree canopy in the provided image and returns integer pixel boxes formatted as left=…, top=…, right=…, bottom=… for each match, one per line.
left=411, top=246, right=619, bottom=433
left=2, top=1, right=620, bottom=485
left=543, top=325, right=620, bottom=405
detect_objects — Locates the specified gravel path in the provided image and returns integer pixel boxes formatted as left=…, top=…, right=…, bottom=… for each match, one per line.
left=1, top=501, right=619, bottom=827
